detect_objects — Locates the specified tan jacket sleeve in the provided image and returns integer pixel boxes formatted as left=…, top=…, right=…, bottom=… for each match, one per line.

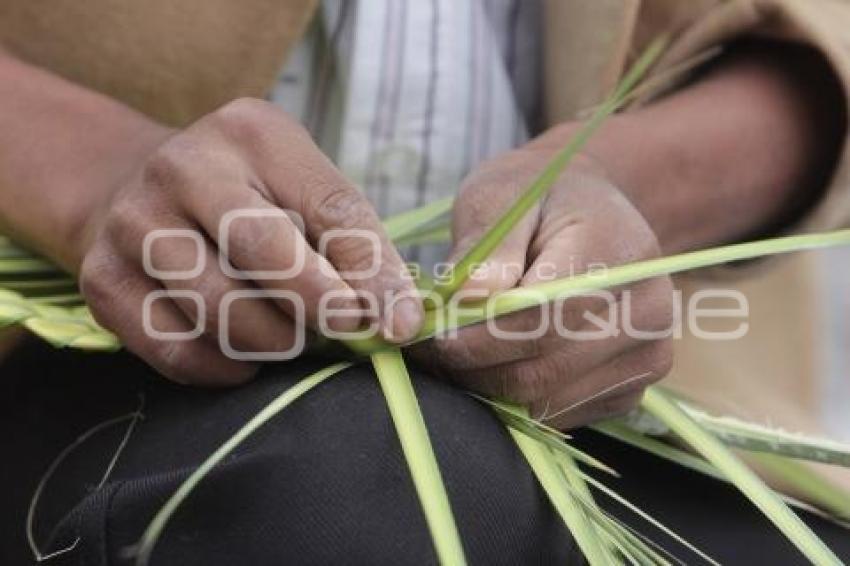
left=647, top=0, right=850, bottom=254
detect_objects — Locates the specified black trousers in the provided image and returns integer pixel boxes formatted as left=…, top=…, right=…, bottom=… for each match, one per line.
left=3, top=338, right=849, bottom=566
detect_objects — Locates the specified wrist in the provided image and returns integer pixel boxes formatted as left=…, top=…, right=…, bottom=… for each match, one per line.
left=535, top=41, right=845, bottom=255
left=0, top=51, right=175, bottom=272
left=534, top=116, right=707, bottom=253
left=17, top=115, right=172, bottom=273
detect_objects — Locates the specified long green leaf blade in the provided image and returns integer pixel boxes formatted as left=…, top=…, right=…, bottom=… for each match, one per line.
left=383, top=196, right=454, bottom=241
left=135, top=362, right=351, bottom=566
left=0, top=257, right=63, bottom=275
left=641, top=388, right=842, bottom=566
left=556, top=452, right=635, bottom=562
left=678, top=401, right=850, bottom=468
left=577, top=469, right=719, bottom=565
left=344, top=229, right=850, bottom=355
left=571, top=495, right=675, bottom=566
left=592, top=420, right=724, bottom=480
left=594, top=420, right=850, bottom=524
left=428, top=36, right=668, bottom=302
left=371, top=350, right=466, bottom=566
left=510, top=427, right=617, bottom=565
left=749, top=452, right=850, bottom=523
left=476, top=396, right=620, bottom=477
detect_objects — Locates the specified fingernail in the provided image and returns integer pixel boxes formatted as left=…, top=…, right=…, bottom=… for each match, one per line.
left=384, top=296, right=423, bottom=343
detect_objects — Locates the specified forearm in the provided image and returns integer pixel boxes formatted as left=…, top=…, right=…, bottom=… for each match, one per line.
left=540, top=40, right=846, bottom=254
left=0, top=50, right=170, bottom=271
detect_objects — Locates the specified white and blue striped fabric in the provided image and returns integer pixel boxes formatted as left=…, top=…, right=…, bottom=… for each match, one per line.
left=271, top=0, right=542, bottom=221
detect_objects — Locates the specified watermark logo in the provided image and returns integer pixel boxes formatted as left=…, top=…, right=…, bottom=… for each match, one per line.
left=140, top=208, right=751, bottom=361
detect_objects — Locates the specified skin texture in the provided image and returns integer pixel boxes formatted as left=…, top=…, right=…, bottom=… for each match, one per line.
left=75, top=98, right=425, bottom=385
left=412, top=40, right=845, bottom=428
left=411, top=153, right=675, bottom=429
left=0, top=40, right=844, bottom=424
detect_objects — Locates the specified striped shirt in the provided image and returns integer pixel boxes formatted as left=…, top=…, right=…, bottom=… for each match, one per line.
left=271, top=0, right=542, bottom=221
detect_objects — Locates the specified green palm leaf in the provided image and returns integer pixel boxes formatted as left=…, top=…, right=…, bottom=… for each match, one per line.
left=344, top=228, right=850, bottom=356
left=497, top=403, right=717, bottom=564
left=475, top=395, right=618, bottom=476
left=428, top=36, right=668, bottom=302
left=383, top=196, right=454, bottom=241
left=678, top=400, right=850, bottom=467
left=510, top=427, right=616, bottom=566
left=0, top=288, right=118, bottom=350
left=371, top=349, right=467, bottom=565
left=594, top=419, right=850, bottom=524
left=641, top=387, right=843, bottom=566
left=134, top=362, right=351, bottom=566
left=749, top=452, right=850, bottom=523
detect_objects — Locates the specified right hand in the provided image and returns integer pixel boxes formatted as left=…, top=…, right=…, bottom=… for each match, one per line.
left=77, top=98, right=422, bottom=385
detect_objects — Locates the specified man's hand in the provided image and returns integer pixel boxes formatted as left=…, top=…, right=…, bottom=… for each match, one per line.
left=412, top=39, right=847, bottom=429
left=413, top=150, right=674, bottom=429
left=76, top=98, right=422, bottom=385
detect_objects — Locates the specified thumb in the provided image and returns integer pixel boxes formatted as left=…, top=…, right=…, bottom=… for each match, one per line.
left=447, top=184, right=539, bottom=297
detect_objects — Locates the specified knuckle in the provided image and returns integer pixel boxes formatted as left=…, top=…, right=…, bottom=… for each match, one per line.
left=266, top=332, right=299, bottom=357
left=503, top=358, right=558, bottom=405
left=224, top=215, right=287, bottom=268
left=149, top=340, right=207, bottom=383
left=323, top=232, right=378, bottom=271
left=607, top=231, right=659, bottom=267
left=103, top=202, right=157, bottom=252
left=632, top=218, right=664, bottom=258
left=630, top=228, right=663, bottom=263
left=222, top=96, right=271, bottom=114
left=460, top=151, right=537, bottom=195
left=217, top=97, right=270, bottom=124
left=455, top=181, right=496, bottom=229
left=154, top=339, right=257, bottom=387
left=310, top=183, right=375, bottom=232
left=143, top=142, right=191, bottom=190
left=629, top=276, right=675, bottom=331
left=430, top=337, right=476, bottom=371
left=216, top=103, right=264, bottom=142
left=648, top=339, right=674, bottom=380
left=193, top=278, right=228, bottom=329
left=153, top=340, right=196, bottom=382
left=629, top=340, right=674, bottom=385
left=78, top=251, right=116, bottom=313
left=214, top=97, right=302, bottom=142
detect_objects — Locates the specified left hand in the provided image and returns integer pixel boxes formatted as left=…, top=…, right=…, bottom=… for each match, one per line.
left=411, top=140, right=674, bottom=429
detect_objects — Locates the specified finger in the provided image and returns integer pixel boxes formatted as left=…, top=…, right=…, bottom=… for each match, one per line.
left=79, top=243, right=257, bottom=386
left=155, top=175, right=364, bottom=335
left=139, top=230, right=304, bottom=359
left=446, top=316, right=646, bottom=405
left=412, top=277, right=636, bottom=374
left=437, top=275, right=672, bottom=392
left=207, top=99, right=423, bottom=342
left=448, top=155, right=544, bottom=295
left=284, top=170, right=421, bottom=343
left=421, top=292, right=614, bottom=370
left=537, top=340, right=672, bottom=430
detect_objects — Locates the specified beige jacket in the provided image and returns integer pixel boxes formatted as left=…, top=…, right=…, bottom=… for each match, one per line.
left=1, top=0, right=849, bottom=493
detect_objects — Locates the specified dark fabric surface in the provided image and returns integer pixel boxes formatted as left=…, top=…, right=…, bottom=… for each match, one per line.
left=2, top=338, right=849, bottom=565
